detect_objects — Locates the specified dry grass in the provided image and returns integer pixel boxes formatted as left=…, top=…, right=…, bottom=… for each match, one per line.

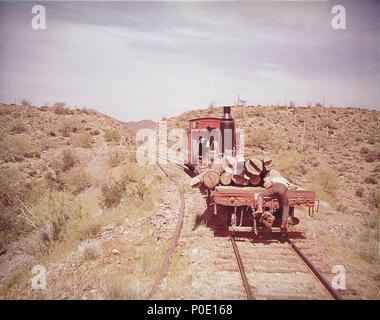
left=104, top=129, right=121, bottom=145
left=60, top=148, right=79, bottom=172
left=276, top=150, right=303, bottom=178
left=157, top=252, right=191, bottom=299
left=63, top=167, right=92, bottom=194
left=107, top=149, right=127, bottom=167
left=307, top=166, right=340, bottom=201
left=78, top=240, right=102, bottom=261
left=59, top=117, right=83, bottom=137
left=10, top=118, right=26, bottom=133
left=3, top=135, right=39, bottom=161
left=247, top=127, right=271, bottom=149
left=70, top=132, right=94, bottom=148
left=103, top=272, right=145, bottom=300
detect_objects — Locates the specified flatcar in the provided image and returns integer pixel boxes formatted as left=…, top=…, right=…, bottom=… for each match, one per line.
left=184, top=106, right=316, bottom=235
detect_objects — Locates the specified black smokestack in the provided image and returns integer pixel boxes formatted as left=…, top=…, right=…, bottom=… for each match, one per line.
left=220, top=106, right=235, bottom=156
left=222, top=106, right=233, bottom=120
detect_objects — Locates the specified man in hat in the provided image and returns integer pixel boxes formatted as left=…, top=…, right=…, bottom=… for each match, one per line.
left=256, top=174, right=291, bottom=230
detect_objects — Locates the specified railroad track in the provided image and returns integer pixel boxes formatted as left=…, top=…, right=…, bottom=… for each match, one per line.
left=148, top=153, right=342, bottom=300
left=229, top=234, right=343, bottom=300
left=148, top=158, right=186, bottom=299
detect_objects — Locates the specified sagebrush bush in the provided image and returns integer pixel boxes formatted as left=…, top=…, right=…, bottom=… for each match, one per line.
left=276, top=150, right=302, bottom=177
left=246, top=127, right=271, bottom=148
left=104, top=129, right=121, bottom=144
left=59, top=117, right=83, bottom=137
left=71, top=132, right=93, bottom=148
left=0, top=168, right=27, bottom=207
left=54, top=103, right=73, bottom=115
left=100, top=181, right=125, bottom=208
left=61, top=148, right=79, bottom=171
left=3, top=135, right=38, bottom=161
left=107, top=149, right=126, bottom=167
left=63, top=167, right=92, bottom=194
left=10, top=118, right=26, bottom=133
left=308, top=166, right=340, bottom=200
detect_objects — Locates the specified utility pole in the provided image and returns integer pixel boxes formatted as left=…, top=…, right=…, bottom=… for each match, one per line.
left=284, top=92, right=287, bottom=107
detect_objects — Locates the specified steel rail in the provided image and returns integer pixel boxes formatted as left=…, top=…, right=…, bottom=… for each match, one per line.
left=147, top=161, right=186, bottom=299
left=230, top=235, right=255, bottom=300
left=286, top=237, right=343, bottom=300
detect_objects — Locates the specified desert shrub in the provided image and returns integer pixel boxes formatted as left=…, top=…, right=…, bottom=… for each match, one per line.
left=61, top=148, right=79, bottom=171
left=40, top=137, right=57, bottom=150
left=308, top=166, right=340, bottom=200
left=248, top=127, right=271, bottom=149
left=79, top=240, right=101, bottom=261
left=54, top=102, right=72, bottom=115
left=17, top=191, right=72, bottom=256
left=0, top=168, right=27, bottom=207
left=103, top=273, right=144, bottom=300
left=137, top=246, right=160, bottom=275
left=63, top=167, right=92, bottom=194
left=321, top=117, right=338, bottom=130
left=0, top=105, right=13, bottom=115
left=66, top=203, right=101, bottom=241
left=59, top=118, right=83, bottom=137
left=107, top=149, right=126, bottom=167
left=71, top=132, right=93, bottom=148
left=20, top=99, right=30, bottom=107
left=100, top=181, right=125, bottom=208
left=104, top=129, right=121, bottom=144
left=3, top=135, right=39, bottom=161
left=0, top=168, right=29, bottom=246
left=276, top=150, right=302, bottom=177
left=10, top=118, right=26, bottom=133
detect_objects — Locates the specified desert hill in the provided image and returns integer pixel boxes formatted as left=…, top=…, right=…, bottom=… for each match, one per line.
left=0, top=102, right=379, bottom=299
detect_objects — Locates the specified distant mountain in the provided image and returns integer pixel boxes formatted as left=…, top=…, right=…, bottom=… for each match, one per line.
left=124, top=119, right=156, bottom=132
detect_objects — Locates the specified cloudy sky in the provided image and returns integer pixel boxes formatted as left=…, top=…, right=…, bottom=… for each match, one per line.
left=0, top=0, right=379, bottom=121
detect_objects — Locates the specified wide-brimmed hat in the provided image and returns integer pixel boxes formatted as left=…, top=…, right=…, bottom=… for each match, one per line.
left=245, top=157, right=263, bottom=175
left=221, top=155, right=237, bottom=174
left=263, top=157, right=272, bottom=171
left=222, top=156, right=245, bottom=174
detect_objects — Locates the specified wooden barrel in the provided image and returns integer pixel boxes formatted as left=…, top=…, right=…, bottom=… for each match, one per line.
left=203, top=170, right=220, bottom=189
left=220, top=172, right=232, bottom=185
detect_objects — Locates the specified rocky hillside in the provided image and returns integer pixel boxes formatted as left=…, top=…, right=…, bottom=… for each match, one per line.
left=0, top=102, right=379, bottom=299
left=0, top=103, right=164, bottom=298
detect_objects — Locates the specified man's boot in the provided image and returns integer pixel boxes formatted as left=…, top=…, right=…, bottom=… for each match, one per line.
left=256, top=195, right=263, bottom=214
left=280, top=206, right=290, bottom=229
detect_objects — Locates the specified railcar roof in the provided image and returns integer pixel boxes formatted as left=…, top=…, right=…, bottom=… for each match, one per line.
left=189, top=117, right=221, bottom=122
